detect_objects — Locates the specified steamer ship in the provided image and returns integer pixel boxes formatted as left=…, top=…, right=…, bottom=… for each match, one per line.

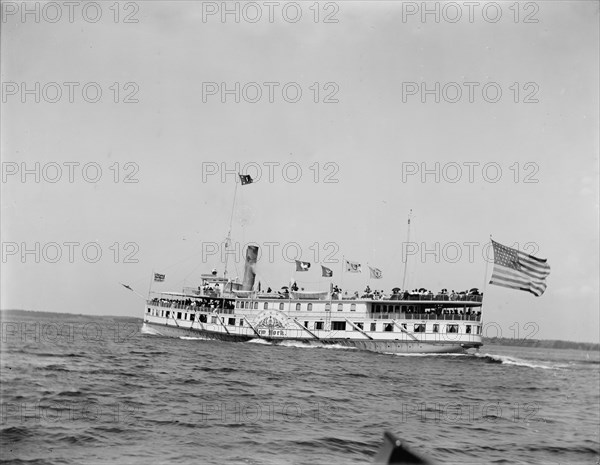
left=141, top=244, right=484, bottom=354
left=140, top=175, right=484, bottom=354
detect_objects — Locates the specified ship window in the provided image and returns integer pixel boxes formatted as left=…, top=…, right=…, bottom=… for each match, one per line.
left=264, top=302, right=268, bottom=310
left=254, top=302, right=258, bottom=309
left=350, top=304, right=356, bottom=312
left=236, top=301, right=240, bottom=308
left=414, top=324, right=425, bottom=333
left=161, top=310, right=164, bottom=317
left=446, top=324, right=458, bottom=333
left=304, top=321, right=309, bottom=328
left=240, top=320, right=244, bottom=326
left=337, top=303, right=343, bottom=311
left=177, top=312, right=182, bottom=319
left=279, top=303, right=284, bottom=311
left=296, top=303, right=301, bottom=311
left=375, top=305, right=380, bottom=312
left=228, top=318, right=236, bottom=326
left=394, top=305, right=400, bottom=312
left=466, top=325, right=471, bottom=334
left=401, top=323, right=407, bottom=330
left=370, top=322, right=376, bottom=332
left=384, top=323, right=394, bottom=332
left=433, top=324, right=439, bottom=333
left=315, top=321, right=324, bottom=330
left=331, top=321, right=346, bottom=331
left=307, top=303, right=313, bottom=311
left=401, top=306, right=407, bottom=313
left=147, top=308, right=151, bottom=314
left=325, top=303, right=331, bottom=312
left=383, top=305, right=387, bottom=312
left=355, top=322, right=364, bottom=330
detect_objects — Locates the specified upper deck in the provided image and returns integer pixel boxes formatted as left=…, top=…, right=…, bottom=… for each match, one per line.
left=149, top=289, right=483, bottom=305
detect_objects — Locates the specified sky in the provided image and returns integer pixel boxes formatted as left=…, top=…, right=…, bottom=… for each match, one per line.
left=1, top=1, right=599, bottom=343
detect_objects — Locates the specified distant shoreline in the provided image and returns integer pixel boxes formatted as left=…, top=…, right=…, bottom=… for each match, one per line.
left=2, top=308, right=599, bottom=350
left=482, top=337, right=599, bottom=352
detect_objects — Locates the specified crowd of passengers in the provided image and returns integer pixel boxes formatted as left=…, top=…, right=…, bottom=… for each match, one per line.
left=150, top=284, right=481, bottom=306
left=329, top=286, right=482, bottom=301
left=149, top=296, right=235, bottom=310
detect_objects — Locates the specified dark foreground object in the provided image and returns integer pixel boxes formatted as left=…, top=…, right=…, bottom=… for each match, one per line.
left=373, top=432, right=433, bottom=464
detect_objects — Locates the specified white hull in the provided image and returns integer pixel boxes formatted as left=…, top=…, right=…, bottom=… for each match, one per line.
left=141, top=318, right=480, bottom=354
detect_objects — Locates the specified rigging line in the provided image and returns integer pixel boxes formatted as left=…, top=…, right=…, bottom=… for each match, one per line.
left=224, top=180, right=239, bottom=279
left=150, top=244, right=219, bottom=278
left=401, top=209, right=412, bottom=290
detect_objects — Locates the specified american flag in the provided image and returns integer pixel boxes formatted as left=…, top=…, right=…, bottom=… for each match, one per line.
left=489, top=240, right=550, bottom=297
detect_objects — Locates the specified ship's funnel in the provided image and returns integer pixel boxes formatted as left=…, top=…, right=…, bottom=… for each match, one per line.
left=242, top=245, right=258, bottom=291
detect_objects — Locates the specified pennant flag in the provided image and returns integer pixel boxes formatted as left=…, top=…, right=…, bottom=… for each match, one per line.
left=295, top=260, right=311, bottom=272
left=489, top=239, right=551, bottom=297
left=121, top=283, right=133, bottom=291
left=239, top=174, right=253, bottom=185
left=369, top=266, right=383, bottom=279
left=321, top=265, right=333, bottom=278
left=345, top=260, right=362, bottom=273
left=154, top=273, right=166, bottom=282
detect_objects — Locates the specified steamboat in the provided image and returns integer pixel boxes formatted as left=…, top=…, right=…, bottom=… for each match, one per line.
left=141, top=245, right=484, bottom=354
left=141, top=175, right=484, bottom=354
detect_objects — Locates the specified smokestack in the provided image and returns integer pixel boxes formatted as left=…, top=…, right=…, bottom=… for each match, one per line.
left=242, top=245, right=258, bottom=291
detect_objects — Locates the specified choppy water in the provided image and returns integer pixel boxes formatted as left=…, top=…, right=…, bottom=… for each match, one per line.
left=1, top=311, right=599, bottom=465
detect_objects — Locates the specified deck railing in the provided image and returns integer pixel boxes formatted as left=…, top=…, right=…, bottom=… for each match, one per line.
left=146, top=302, right=481, bottom=322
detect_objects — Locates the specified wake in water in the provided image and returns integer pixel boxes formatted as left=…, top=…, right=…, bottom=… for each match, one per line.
left=140, top=323, right=163, bottom=336
left=389, top=352, right=473, bottom=357
left=475, top=353, right=565, bottom=370
left=246, top=338, right=357, bottom=350
left=383, top=351, right=566, bottom=369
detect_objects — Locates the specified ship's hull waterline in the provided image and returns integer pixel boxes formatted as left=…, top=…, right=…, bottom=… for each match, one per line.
left=142, top=321, right=479, bottom=354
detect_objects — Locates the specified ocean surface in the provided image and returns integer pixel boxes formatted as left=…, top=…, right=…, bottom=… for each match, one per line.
left=1, top=311, right=599, bottom=465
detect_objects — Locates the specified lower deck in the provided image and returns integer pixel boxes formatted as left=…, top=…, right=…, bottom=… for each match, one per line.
left=143, top=299, right=483, bottom=351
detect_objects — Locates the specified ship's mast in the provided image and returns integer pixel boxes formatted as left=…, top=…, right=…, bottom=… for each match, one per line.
left=401, top=209, right=412, bottom=290
left=223, top=179, right=239, bottom=281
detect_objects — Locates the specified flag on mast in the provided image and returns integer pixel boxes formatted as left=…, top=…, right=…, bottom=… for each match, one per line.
left=369, top=266, right=383, bottom=279
left=489, top=239, right=550, bottom=297
left=345, top=260, right=362, bottom=273
left=295, top=260, right=311, bottom=271
left=321, top=265, right=333, bottom=277
left=239, top=174, right=253, bottom=185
